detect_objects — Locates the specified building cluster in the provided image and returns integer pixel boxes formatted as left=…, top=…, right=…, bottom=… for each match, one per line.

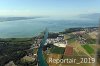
left=45, top=34, right=67, bottom=47
left=72, top=27, right=98, bottom=44
left=32, top=39, right=42, bottom=48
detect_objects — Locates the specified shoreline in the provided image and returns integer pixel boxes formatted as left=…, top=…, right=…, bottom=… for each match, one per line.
left=0, top=26, right=98, bottom=39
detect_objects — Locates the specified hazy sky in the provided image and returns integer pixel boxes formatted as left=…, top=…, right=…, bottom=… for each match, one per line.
left=0, top=0, right=100, bottom=17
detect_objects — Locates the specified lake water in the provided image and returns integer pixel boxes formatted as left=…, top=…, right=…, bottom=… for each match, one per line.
left=0, top=18, right=99, bottom=38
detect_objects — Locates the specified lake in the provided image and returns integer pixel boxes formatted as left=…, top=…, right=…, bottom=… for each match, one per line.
left=0, top=18, right=99, bottom=38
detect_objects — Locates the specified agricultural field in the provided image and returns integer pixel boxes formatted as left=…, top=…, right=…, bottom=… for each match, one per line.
left=62, top=55, right=94, bottom=66
left=47, top=54, right=62, bottom=66
left=82, top=44, right=94, bottom=55
left=50, top=45, right=65, bottom=54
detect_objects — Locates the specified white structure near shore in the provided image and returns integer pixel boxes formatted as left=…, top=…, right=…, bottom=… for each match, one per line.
left=45, top=35, right=67, bottom=47
left=54, top=40, right=67, bottom=47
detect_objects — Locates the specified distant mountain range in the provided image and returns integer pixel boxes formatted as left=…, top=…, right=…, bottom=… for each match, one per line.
left=0, top=13, right=100, bottom=22
left=0, top=17, right=41, bottom=22
left=79, top=13, right=100, bottom=20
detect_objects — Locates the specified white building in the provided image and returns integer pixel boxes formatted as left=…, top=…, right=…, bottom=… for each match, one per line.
left=45, top=35, right=67, bottom=47
left=54, top=40, right=67, bottom=47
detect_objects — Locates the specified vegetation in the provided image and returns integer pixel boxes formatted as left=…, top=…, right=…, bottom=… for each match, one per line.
left=0, top=27, right=98, bottom=66
left=97, top=49, right=100, bottom=64
left=48, top=33, right=59, bottom=38
left=0, top=38, right=33, bottom=66
left=50, top=45, right=65, bottom=54
left=86, top=38, right=96, bottom=44
left=15, top=59, right=37, bottom=66
left=67, top=38, right=76, bottom=43
left=82, top=44, right=94, bottom=54
left=81, top=34, right=96, bottom=44
left=60, top=27, right=84, bottom=34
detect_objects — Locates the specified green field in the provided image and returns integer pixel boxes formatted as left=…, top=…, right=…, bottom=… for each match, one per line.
left=82, top=44, right=94, bottom=54
left=50, top=45, right=65, bottom=54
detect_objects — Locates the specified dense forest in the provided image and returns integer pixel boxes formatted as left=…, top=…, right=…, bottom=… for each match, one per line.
left=0, top=38, right=33, bottom=66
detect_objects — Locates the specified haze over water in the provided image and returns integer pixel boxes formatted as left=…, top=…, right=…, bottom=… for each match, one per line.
left=0, top=18, right=99, bottom=38
left=0, top=0, right=100, bottom=38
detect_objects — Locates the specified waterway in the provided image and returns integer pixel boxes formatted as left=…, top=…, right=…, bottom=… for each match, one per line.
left=37, top=29, right=48, bottom=66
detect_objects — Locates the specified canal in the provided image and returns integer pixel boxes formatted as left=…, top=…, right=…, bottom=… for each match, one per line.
left=37, top=29, right=48, bottom=66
